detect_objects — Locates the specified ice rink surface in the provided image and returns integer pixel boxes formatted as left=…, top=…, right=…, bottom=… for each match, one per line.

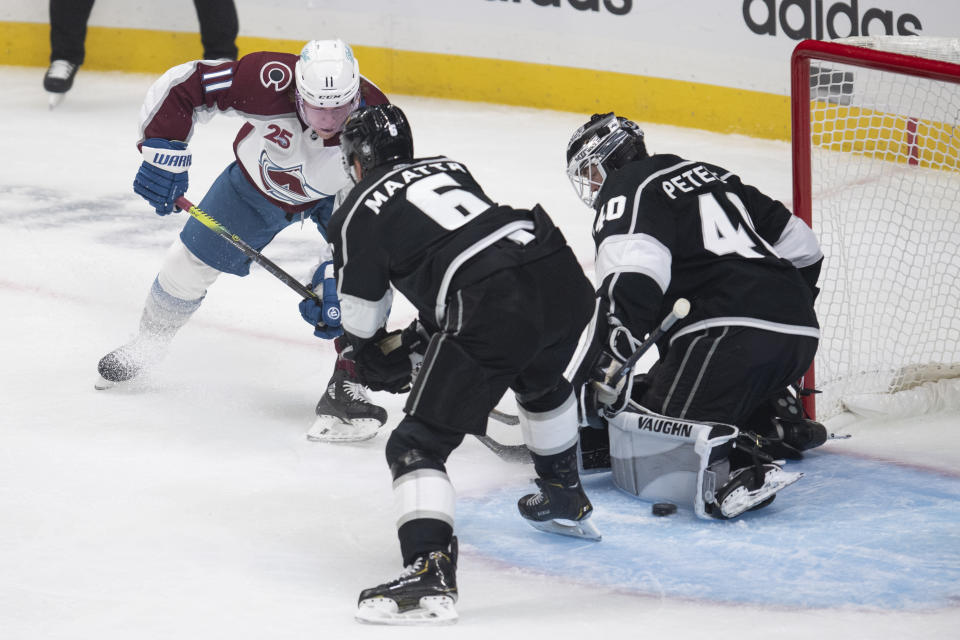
left=1, top=65, right=958, bottom=638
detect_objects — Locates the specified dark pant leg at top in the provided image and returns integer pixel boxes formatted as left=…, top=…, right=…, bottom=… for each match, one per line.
left=405, top=246, right=594, bottom=434
left=639, top=325, right=818, bottom=426
left=193, top=0, right=239, bottom=60
left=49, top=0, right=96, bottom=64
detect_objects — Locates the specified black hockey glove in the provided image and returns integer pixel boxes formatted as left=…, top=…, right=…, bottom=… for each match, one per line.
left=353, top=328, right=419, bottom=394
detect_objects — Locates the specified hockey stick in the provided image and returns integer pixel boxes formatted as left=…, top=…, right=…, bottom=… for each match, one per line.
left=178, top=196, right=529, bottom=434
left=175, top=196, right=318, bottom=302
left=474, top=408, right=526, bottom=462
left=593, top=298, right=691, bottom=405
left=474, top=434, right=529, bottom=462
left=475, top=302, right=696, bottom=462
left=488, top=408, right=520, bottom=425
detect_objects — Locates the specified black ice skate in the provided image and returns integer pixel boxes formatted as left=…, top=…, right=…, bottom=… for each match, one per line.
left=306, top=366, right=387, bottom=442
left=95, top=334, right=170, bottom=390
left=44, top=60, right=78, bottom=108
left=779, top=418, right=828, bottom=451
left=518, top=478, right=601, bottom=541
left=355, top=538, right=458, bottom=626
left=747, top=388, right=829, bottom=460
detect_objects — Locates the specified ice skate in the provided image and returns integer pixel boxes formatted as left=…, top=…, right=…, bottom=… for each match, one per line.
left=307, top=365, right=387, bottom=442
left=749, top=388, right=828, bottom=459
left=517, top=478, right=601, bottom=540
left=779, top=418, right=828, bottom=451
left=44, top=60, right=78, bottom=109
left=95, top=278, right=202, bottom=390
left=710, top=463, right=803, bottom=519
left=95, top=334, right=170, bottom=390
left=356, top=538, right=458, bottom=626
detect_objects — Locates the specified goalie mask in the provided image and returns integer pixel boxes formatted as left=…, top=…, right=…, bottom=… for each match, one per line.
left=295, top=39, right=361, bottom=138
left=340, top=104, right=414, bottom=183
left=566, top=112, right=646, bottom=207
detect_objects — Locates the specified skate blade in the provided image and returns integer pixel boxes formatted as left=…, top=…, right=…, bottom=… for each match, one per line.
left=525, top=516, right=602, bottom=541
left=94, top=375, right=120, bottom=390
left=48, top=92, right=65, bottom=109
left=355, top=595, right=458, bottom=626
left=720, top=470, right=804, bottom=519
left=307, top=416, right=380, bottom=443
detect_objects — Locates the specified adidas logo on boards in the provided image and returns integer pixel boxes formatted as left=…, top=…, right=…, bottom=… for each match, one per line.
left=486, top=0, right=632, bottom=17
left=743, top=0, right=922, bottom=40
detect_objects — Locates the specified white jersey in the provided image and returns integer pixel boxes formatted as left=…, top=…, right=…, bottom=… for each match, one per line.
left=137, top=51, right=388, bottom=214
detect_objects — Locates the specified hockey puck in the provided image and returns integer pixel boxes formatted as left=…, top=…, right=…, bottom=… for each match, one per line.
left=652, top=502, right=677, bottom=516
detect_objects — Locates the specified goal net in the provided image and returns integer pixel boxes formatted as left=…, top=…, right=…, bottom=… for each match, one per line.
left=791, top=37, right=960, bottom=420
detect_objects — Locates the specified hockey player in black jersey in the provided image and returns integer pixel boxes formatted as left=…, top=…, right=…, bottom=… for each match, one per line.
left=330, top=104, right=598, bottom=625
left=566, top=112, right=827, bottom=519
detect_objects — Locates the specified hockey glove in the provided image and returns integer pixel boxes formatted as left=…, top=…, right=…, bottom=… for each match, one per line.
left=134, top=138, right=191, bottom=215
left=353, top=329, right=416, bottom=393
left=401, top=319, right=432, bottom=385
left=298, top=261, right=343, bottom=339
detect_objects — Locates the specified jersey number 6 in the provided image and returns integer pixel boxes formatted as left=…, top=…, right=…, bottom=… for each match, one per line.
left=406, top=173, right=492, bottom=230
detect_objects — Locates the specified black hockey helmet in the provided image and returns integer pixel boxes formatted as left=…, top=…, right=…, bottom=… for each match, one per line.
left=566, top=112, right=646, bottom=207
left=340, top=103, right=414, bottom=182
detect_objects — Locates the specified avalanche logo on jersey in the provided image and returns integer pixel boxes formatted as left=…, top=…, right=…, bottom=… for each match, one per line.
left=260, top=61, right=293, bottom=92
left=258, top=150, right=327, bottom=205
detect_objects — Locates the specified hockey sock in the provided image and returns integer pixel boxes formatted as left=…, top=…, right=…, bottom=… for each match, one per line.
left=140, top=277, right=204, bottom=337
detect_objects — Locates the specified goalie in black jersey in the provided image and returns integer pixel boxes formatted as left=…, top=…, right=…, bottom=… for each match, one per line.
left=329, top=104, right=598, bottom=625
left=566, top=113, right=828, bottom=519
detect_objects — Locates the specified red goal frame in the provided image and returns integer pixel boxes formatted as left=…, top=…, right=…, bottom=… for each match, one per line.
left=790, top=38, right=960, bottom=419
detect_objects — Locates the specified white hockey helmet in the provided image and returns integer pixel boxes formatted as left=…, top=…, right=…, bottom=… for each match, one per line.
left=295, top=39, right=360, bottom=107
left=295, top=39, right=361, bottom=138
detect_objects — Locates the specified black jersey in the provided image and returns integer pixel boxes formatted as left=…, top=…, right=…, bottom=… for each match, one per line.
left=328, top=155, right=567, bottom=345
left=585, top=153, right=822, bottom=358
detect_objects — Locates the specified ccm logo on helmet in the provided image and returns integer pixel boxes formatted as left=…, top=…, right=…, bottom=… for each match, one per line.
left=487, top=0, right=632, bottom=16
left=260, top=61, right=293, bottom=92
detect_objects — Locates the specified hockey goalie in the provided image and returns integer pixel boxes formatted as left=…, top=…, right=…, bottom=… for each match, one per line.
left=564, top=112, right=830, bottom=518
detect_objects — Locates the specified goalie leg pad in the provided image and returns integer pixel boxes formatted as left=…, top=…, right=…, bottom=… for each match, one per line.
left=606, top=405, right=739, bottom=519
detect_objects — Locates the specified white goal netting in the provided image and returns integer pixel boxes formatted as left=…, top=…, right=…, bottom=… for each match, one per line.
left=801, top=37, right=960, bottom=419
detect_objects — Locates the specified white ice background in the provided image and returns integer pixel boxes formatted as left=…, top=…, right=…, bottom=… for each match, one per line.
left=1, top=66, right=958, bottom=638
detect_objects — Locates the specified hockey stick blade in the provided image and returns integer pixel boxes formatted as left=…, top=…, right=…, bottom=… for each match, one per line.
left=489, top=408, right=520, bottom=425
left=474, top=434, right=530, bottom=463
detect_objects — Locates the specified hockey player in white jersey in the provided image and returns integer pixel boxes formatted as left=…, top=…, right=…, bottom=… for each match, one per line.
left=96, top=39, right=388, bottom=442
left=566, top=113, right=827, bottom=519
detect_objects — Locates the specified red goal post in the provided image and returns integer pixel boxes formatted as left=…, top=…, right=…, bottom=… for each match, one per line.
left=791, top=37, right=960, bottom=420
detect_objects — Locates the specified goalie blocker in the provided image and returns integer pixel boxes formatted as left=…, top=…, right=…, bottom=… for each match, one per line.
left=603, top=405, right=802, bottom=519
